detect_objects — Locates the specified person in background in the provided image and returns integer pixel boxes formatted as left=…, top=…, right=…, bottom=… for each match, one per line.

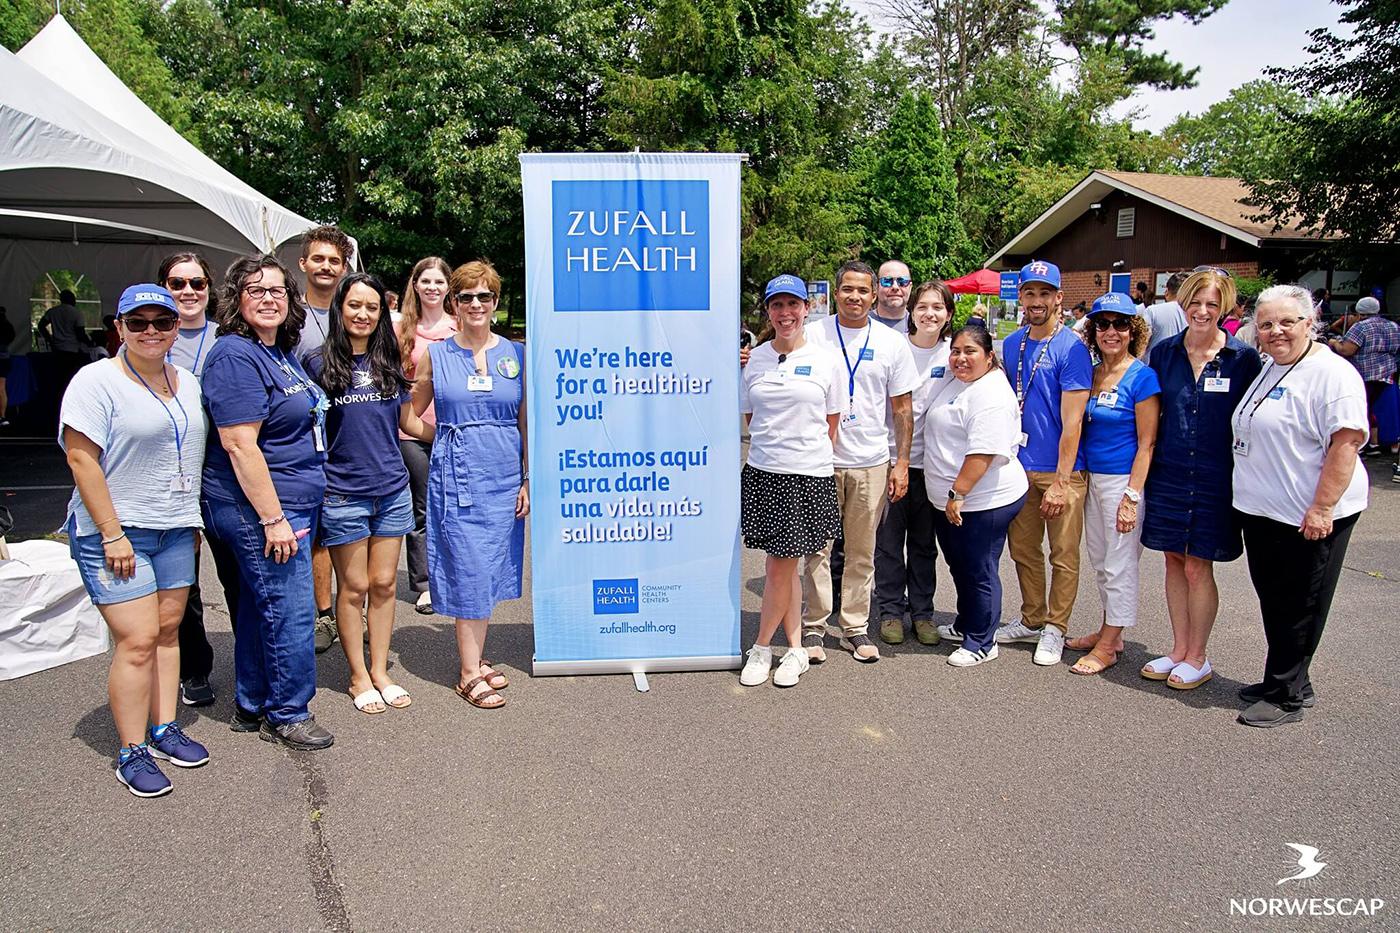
left=61, top=284, right=210, bottom=797
left=1064, top=293, right=1160, bottom=675
left=0, top=306, right=13, bottom=427
left=1134, top=281, right=1150, bottom=311
left=967, top=303, right=988, bottom=328
left=924, top=325, right=1029, bottom=666
left=1329, top=296, right=1400, bottom=458
left=1070, top=302, right=1089, bottom=333
left=1143, top=272, right=1188, bottom=354
left=1221, top=295, right=1244, bottom=336
left=102, top=315, right=121, bottom=358
left=200, top=255, right=333, bottom=750
left=411, top=260, right=527, bottom=710
left=875, top=280, right=956, bottom=646
left=385, top=290, right=400, bottom=318
left=1139, top=268, right=1261, bottom=689
left=158, top=250, right=221, bottom=708
left=1233, top=285, right=1368, bottom=727
left=872, top=260, right=912, bottom=329
left=737, top=275, right=845, bottom=688
left=395, top=256, right=456, bottom=615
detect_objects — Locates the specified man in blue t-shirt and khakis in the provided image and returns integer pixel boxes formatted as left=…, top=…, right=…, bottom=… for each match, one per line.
left=995, top=261, right=1093, bottom=666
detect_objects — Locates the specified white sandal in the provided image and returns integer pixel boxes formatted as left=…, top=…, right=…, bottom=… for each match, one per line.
left=1141, top=656, right=1177, bottom=681
left=378, top=684, right=412, bottom=709
left=1167, top=659, right=1213, bottom=690
left=352, top=688, right=386, bottom=714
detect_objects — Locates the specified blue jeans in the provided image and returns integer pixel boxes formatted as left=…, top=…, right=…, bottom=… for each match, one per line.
left=933, top=493, right=1027, bottom=653
left=202, top=495, right=318, bottom=725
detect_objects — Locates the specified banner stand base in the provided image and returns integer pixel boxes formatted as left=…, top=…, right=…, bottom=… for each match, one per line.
left=632, top=671, right=650, bottom=693
left=532, top=654, right=742, bottom=677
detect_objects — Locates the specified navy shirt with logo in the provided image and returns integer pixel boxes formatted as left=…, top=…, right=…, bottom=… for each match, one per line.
left=305, top=352, right=410, bottom=498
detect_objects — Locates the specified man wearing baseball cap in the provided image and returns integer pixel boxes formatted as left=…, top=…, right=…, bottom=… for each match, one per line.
left=991, top=260, right=1092, bottom=666
left=1331, top=295, right=1400, bottom=459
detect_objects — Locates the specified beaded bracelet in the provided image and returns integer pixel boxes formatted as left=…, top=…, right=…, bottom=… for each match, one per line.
left=101, top=532, right=128, bottom=546
left=258, top=514, right=286, bottom=527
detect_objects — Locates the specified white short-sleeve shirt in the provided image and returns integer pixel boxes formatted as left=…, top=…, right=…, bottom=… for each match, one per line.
left=922, top=368, right=1029, bottom=512
left=59, top=357, right=207, bottom=535
left=890, top=338, right=955, bottom=464
left=1231, top=345, right=1369, bottom=526
left=805, top=315, right=919, bottom=469
left=741, top=341, right=847, bottom=477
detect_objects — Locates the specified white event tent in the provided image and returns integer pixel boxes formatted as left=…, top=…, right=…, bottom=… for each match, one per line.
left=1, top=16, right=332, bottom=352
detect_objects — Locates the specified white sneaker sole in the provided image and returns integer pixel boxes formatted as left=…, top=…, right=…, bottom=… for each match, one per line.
left=948, top=645, right=999, bottom=667
left=148, top=747, right=210, bottom=768
left=1033, top=651, right=1064, bottom=666
left=116, top=769, right=172, bottom=798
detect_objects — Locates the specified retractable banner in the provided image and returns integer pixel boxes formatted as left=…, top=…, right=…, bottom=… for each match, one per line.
left=521, top=153, right=744, bottom=676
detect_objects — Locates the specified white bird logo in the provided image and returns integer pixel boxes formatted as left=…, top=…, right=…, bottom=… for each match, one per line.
left=1278, top=844, right=1327, bottom=884
left=352, top=369, right=376, bottom=389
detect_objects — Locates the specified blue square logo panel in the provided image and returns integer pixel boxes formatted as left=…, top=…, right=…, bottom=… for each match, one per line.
left=593, top=578, right=639, bottom=615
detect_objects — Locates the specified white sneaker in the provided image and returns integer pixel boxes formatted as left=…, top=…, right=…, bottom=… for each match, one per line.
left=994, top=620, right=1042, bottom=644
left=772, top=648, right=810, bottom=687
left=948, top=644, right=999, bottom=667
left=739, top=645, right=774, bottom=686
left=935, top=622, right=964, bottom=642
left=1033, top=626, right=1066, bottom=665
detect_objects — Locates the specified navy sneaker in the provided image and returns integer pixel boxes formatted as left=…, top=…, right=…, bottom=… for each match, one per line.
left=115, top=745, right=172, bottom=798
left=148, top=722, right=210, bottom=768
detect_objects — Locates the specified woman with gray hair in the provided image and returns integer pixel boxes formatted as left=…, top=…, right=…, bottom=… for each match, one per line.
left=1231, top=284, right=1369, bottom=727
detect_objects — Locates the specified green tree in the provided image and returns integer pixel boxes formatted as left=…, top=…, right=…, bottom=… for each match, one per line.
left=1164, top=80, right=1304, bottom=177
left=0, top=0, right=45, bottom=50
left=1053, top=0, right=1228, bottom=91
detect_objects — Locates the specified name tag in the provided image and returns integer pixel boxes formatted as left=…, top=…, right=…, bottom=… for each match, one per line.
left=313, top=423, right=326, bottom=452
left=1233, top=435, right=1250, bottom=457
left=930, top=366, right=946, bottom=378
left=1018, top=431, right=1029, bottom=448
left=169, top=475, right=194, bottom=493
left=794, top=365, right=812, bottom=376
left=1267, top=385, right=1286, bottom=400
left=468, top=374, right=494, bottom=392
left=1096, top=390, right=1118, bottom=407
left=1203, top=377, right=1230, bottom=393
left=763, top=369, right=789, bottom=384
left=860, top=348, right=875, bottom=361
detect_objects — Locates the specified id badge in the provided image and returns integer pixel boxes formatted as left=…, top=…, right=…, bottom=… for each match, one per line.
left=1204, top=377, right=1230, bottom=393
left=468, top=374, right=494, bottom=392
left=764, top=369, right=790, bottom=384
left=1097, top=390, right=1118, bottom=408
left=313, top=423, right=326, bottom=452
left=1232, top=434, right=1250, bottom=457
left=169, top=475, right=194, bottom=493
left=1018, top=431, right=1029, bottom=448
left=844, top=404, right=858, bottom=424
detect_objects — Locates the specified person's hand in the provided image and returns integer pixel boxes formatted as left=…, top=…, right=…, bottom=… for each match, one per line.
left=887, top=462, right=909, bottom=502
left=263, top=517, right=297, bottom=563
left=103, top=535, right=136, bottom=579
left=1040, top=479, right=1069, bottom=518
left=945, top=498, right=963, bottom=527
left=1116, top=496, right=1138, bottom=534
left=1300, top=504, right=1333, bottom=541
left=516, top=480, right=531, bottom=518
left=739, top=346, right=751, bottom=368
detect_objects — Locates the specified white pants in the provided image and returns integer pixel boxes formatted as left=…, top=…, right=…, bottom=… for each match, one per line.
left=1084, top=472, right=1144, bottom=628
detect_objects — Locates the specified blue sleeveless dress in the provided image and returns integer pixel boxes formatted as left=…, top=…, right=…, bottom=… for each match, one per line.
left=425, top=336, right=525, bottom=618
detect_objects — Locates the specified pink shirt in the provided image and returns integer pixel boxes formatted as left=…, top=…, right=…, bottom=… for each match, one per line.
left=400, top=313, right=457, bottom=439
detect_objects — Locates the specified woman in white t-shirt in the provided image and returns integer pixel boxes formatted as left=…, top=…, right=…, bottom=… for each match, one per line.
left=60, top=285, right=211, bottom=798
left=1231, top=285, right=1369, bottom=728
left=738, top=275, right=847, bottom=688
left=922, top=325, right=1029, bottom=667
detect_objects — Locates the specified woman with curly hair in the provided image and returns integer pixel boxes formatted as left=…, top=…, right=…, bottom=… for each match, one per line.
left=1064, top=293, right=1161, bottom=675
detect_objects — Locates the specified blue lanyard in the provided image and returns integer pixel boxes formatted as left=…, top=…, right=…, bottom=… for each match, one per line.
left=166, top=323, right=211, bottom=373
left=258, top=342, right=327, bottom=426
left=834, top=320, right=874, bottom=402
left=1015, top=322, right=1061, bottom=414
left=122, top=349, right=190, bottom=475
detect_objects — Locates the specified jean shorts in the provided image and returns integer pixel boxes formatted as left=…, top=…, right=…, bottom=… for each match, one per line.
left=69, top=521, right=198, bottom=605
left=319, top=485, right=414, bottom=546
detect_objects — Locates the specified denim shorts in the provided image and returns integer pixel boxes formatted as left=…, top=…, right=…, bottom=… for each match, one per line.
left=69, top=521, right=197, bottom=605
left=319, top=485, right=414, bottom=546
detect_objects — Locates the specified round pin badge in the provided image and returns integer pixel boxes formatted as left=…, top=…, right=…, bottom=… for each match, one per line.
left=496, top=355, right=521, bottom=379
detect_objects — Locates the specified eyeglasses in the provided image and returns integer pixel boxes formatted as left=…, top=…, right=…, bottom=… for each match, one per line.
left=879, top=276, right=912, bottom=288
left=455, top=291, right=497, bottom=305
left=1192, top=265, right=1234, bottom=279
left=121, top=316, right=178, bottom=333
left=165, top=276, right=209, bottom=292
left=1092, top=316, right=1132, bottom=332
left=243, top=285, right=289, bottom=300
left=1256, top=317, right=1309, bottom=334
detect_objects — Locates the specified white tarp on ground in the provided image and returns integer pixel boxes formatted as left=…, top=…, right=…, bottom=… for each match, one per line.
left=0, top=539, right=109, bottom=681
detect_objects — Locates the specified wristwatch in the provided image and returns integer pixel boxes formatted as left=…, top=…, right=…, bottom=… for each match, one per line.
left=947, top=490, right=966, bottom=502
left=1122, top=487, right=1141, bottom=503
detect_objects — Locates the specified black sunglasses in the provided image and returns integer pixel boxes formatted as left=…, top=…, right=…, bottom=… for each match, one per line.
left=1092, top=316, right=1132, bottom=332
left=165, top=276, right=209, bottom=291
left=122, top=315, right=178, bottom=333
left=455, top=291, right=497, bottom=305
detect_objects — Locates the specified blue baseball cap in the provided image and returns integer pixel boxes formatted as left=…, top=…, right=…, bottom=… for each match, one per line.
left=1019, top=260, right=1061, bottom=290
left=764, top=274, right=808, bottom=304
left=117, top=284, right=178, bottom=318
left=1089, top=292, right=1139, bottom=317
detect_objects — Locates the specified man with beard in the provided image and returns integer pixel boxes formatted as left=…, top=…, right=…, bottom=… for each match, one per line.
left=872, top=260, right=913, bottom=330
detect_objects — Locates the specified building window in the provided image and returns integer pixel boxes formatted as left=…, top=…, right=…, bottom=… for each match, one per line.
left=1116, top=207, right=1135, bottom=238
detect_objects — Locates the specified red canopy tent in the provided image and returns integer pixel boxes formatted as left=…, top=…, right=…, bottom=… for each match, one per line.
left=943, top=269, right=1001, bottom=295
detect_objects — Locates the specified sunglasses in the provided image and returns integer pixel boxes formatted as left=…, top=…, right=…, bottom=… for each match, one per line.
left=1192, top=265, right=1234, bottom=279
left=455, top=291, right=497, bottom=305
left=165, top=276, right=209, bottom=291
left=122, top=315, right=178, bottom=333
left=243, top=285, right=289, bottom=300
left=879, top=276, right=912, bottom=288
left=1092, top=316, right=1132, bottom=332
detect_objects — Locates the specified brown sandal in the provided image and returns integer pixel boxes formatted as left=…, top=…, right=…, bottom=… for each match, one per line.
left=1066, top=632, right=1101, bottom=652
left=479, top=661, right=509, bottom=690
left=1070, top=646, right=1120, bottom=676
left=455, top=676, right=506, bottom=709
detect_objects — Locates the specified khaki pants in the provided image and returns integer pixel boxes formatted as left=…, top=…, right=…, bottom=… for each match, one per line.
left=1007, top=470, right=1088, bottom=634
left=803, top=463, right=889, bottom=638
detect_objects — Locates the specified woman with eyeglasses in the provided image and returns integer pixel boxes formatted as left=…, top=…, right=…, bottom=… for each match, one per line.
left=1232, top=286, right=1368, bottom=727
left=1140, top=269, right=1262, bottom=690
left=394, top=257, right=456, bottom=616
left=411, top=260, right=527, bottom=710
left=62, top=284, right=211, bottom=797
left=1064, top=294, right=1160, bottom=675
left=199, top=255, right=333, bottom=750
left=306, top=273, right=432, bottom=714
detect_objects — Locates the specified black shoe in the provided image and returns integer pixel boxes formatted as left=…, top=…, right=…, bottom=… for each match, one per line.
left=1361, top=443, right=1382, bottom=457
left=1237, top=700, right=1305, bottom=728
left=259, top=716, right=334, bottom=750
left=1238, top=682, right=1315, bottom=708
left=230, top=706, right=262, bottom=733
left=180, top=677, right=216, bottom=707
left=1392, top=464, right=1400, bottom=485
left=313, top=612, right=338, bottom=654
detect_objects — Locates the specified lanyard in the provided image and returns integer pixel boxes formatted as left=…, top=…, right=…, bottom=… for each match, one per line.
left=122, top=349, right=190, bottom=475
left=1014, top=323, right=1061, bottom=414
left=1236, top=343, right=1310, bottom=431
left=168, top=323, right=211, bottom=374
left=834, top=320, right=874, bottom=403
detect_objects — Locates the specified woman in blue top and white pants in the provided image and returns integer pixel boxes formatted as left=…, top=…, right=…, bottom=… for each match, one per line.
left=1065, top=293, right=1160, bottom=675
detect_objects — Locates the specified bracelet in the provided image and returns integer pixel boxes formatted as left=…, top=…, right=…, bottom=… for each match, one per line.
left=95, top=516, right=121, bottom=528
left=101, top=532, right=127, bottom=546
left=258, top=514, right=286, bottom=527
left=521, top=471, right=530, bottom=482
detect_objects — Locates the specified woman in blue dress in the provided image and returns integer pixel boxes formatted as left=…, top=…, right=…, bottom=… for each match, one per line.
left=411, top=260, right=527, bottom=709
left=1140, top=268, right=1262, bottom=689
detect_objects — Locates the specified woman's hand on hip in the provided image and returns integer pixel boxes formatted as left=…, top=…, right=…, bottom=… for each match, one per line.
left=264, top=517, right=297, bottom=563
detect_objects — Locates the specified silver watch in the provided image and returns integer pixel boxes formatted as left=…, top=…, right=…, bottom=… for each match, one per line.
left=1122, top=487, right=1141, bottom=503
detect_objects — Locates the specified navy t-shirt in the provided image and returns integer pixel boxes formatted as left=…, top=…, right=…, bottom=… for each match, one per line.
left=1001, top=325, right=1094, bottom=472
left=305, top=352, right=410, bottom=497
left=1082, top=359, right=1161, bottom=474
left=200, top=335, right=326, bottom=508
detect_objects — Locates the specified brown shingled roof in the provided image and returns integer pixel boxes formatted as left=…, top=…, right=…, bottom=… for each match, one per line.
left=1099, top=171, right=1319, bottom=240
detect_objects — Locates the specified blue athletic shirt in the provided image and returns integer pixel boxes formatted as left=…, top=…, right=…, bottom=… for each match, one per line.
left=1001, top=325, right=1094, bottom=472
left=305, top=352, right=410, bottom=498
left=200, top=335, right=326, bottom=508
left=1081, top=359, right=1161, bottom=475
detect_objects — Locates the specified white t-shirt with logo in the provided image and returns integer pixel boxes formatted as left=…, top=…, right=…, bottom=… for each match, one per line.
left=741, top=341, right=847, bottom=477
left=922, top=368, right=1029, bottom=512
left=1231, top=345, right=1369, bottom=526
left=888, top=338, right=955, bottom=465
left=805, top=316, right=919, bottom=469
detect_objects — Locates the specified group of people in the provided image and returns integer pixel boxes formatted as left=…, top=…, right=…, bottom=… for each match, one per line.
left=737, top=258, right=1371, bottom=735
left=61, top=228, right=527, bottom=798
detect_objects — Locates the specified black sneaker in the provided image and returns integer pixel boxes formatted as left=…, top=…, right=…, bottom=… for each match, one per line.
left=1361, top=443, right=1383, bottom=458
left=259, top=717, right=334, bottom=750
left=180, top=677, right=216, bottom=707
left=1237, top=700, right=1305, bottom=728
left=313, top=611, right=338, bottom=654
left=230, top=706, right=262, bottom=733
left=1238, top=682, right=1315, bottom=708
left=1392, top=464, right=1400, bottom=485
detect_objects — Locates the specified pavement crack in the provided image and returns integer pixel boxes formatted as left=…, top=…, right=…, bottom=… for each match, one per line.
left=288, top=748, right=352, bottom=932
left=1343, top=563, right=1397, bottom=585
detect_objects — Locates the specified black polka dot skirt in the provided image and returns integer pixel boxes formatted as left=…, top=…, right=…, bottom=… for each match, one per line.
left=741, top=464, right=842, bottom=558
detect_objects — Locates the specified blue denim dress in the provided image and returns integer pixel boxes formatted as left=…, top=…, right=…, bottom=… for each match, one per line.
left=1141, top=331, right=1262, bottom=560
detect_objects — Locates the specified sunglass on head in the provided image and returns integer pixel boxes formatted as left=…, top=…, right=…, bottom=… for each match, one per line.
left=1092, top=316, right=1132, bottom=332
left=455, top=291, right=497, bottom=305
left=1192, top=265, right=1234, bottom=278
left=879, top=276, right=912, bottom=288
left=165, top=276, right=209, bottom=291
left=122, top=315, right=178, bottom=333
